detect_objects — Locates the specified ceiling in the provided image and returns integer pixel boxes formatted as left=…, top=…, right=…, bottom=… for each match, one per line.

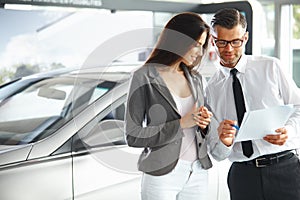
left=1, top=0, right=298, bottom=12
left=0, top=0, right=246, bottom=12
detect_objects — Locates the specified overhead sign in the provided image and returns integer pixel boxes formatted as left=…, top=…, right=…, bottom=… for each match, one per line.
left=1, top=0, right=103, bottom=8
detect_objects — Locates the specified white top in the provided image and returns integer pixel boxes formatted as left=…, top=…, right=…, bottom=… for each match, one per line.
left=171, top=93, right=198, bottom=162
left=206, top=54, right=300, bottom=162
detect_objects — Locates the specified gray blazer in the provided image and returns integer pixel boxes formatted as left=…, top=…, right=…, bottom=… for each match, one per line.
left=125, top=65, right=212, bottom=176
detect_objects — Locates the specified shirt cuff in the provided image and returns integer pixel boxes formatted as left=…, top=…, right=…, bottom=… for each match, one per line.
left=285, top=124, right=297, bottom=139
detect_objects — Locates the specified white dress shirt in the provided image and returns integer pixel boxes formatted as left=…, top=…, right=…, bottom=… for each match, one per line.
left=206, top=54, right=300, bottom=162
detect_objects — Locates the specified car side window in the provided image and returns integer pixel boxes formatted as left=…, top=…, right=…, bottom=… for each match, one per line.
left=102, top=103, right=125, bottom=121
left=73, top=96, right=127, bottom=152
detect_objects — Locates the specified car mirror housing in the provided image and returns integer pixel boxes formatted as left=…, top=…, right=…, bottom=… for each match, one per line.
left=38, top=87, right=66, bottom=100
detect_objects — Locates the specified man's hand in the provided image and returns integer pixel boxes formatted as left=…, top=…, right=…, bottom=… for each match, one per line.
left=263, top=127, right=288, bottom=146
left=218, top=119, right=237, bottom=147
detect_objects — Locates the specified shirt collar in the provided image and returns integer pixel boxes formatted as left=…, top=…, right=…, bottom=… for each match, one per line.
left=218, top=54, right=247, bottom=78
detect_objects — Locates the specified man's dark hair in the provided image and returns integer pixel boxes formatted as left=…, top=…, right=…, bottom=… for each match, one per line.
left=211, top=8, right=247, bottom=30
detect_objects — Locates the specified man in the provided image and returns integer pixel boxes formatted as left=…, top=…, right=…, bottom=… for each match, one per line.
left=206, top=8, right=300, bottom=200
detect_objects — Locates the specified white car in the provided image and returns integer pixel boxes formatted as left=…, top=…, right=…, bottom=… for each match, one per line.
left=0, top=65, right=230, bottom=200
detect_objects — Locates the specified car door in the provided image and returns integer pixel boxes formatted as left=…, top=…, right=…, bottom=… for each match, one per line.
left=72, top=96, right=142, bottom=200
left=0, top=140, right=73, bottom=200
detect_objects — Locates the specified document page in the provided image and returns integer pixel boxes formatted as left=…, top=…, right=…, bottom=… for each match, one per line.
left=234, top=104, right=295, bottom=142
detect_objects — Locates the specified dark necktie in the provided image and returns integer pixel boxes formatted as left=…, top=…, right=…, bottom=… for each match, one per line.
left=231, top=68, right=253, bottom=158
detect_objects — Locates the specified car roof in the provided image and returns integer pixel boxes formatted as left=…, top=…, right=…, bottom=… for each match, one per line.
left=65, top=64, right=140, bottom=81
left=28, top=63, right=140, bottom=81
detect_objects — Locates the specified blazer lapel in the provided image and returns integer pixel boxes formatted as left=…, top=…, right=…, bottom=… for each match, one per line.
left=182, top=66, right=204, bottom=108
left=147, top=66, right=180, bottom=114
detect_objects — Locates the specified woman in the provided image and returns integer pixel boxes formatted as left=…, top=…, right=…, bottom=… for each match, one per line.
left=125, top=12, right=213, bottom=200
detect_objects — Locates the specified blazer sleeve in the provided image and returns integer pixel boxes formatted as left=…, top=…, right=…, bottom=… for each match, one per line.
left=125, top=71, right=183, bottom=148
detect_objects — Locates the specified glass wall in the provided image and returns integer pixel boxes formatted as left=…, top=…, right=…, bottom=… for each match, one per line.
left=1, top=1, right=299, bottom=87
left=292, top=5, right=300, bottom=87
left=256, top=1, right=300, bottom=87
left=260, top=2, right=275, bottom=57
left=0, top=7, right=153, bottom=84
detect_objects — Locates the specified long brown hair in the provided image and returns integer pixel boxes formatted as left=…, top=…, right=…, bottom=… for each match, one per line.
left=145, top=12, right=210, bottom=68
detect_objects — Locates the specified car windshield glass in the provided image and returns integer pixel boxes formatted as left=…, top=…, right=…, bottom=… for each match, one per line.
left=0, top=76, right=117, bottom=145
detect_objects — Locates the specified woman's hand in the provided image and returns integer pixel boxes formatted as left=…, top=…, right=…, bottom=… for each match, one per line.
left=180, top=104, right=198, bottom=129
left=194, top=106, right=213, bottom=130
left=180, top=105, right=213, bottom=129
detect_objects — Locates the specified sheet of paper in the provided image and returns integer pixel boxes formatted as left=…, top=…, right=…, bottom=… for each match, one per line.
left=234, top=104, right=296, bottom=142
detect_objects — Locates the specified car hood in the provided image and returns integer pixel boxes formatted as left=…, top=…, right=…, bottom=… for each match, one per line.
left=0, top=144, right=32, bottom=166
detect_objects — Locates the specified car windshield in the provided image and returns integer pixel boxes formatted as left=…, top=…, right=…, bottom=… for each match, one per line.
left=0, top=75, right=118, bottom=145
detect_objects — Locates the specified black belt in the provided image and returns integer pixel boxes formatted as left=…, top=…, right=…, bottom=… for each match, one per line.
left=240, top=150, right=294, bottom=168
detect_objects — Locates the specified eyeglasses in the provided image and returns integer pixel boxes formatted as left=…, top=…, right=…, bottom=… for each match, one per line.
left=213, top=35, right=246, bottom=48
left=213, top=38, right=244, bottom=48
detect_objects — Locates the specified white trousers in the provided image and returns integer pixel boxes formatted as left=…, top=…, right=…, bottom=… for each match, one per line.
left=141, top=159, right=208, bottom=200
